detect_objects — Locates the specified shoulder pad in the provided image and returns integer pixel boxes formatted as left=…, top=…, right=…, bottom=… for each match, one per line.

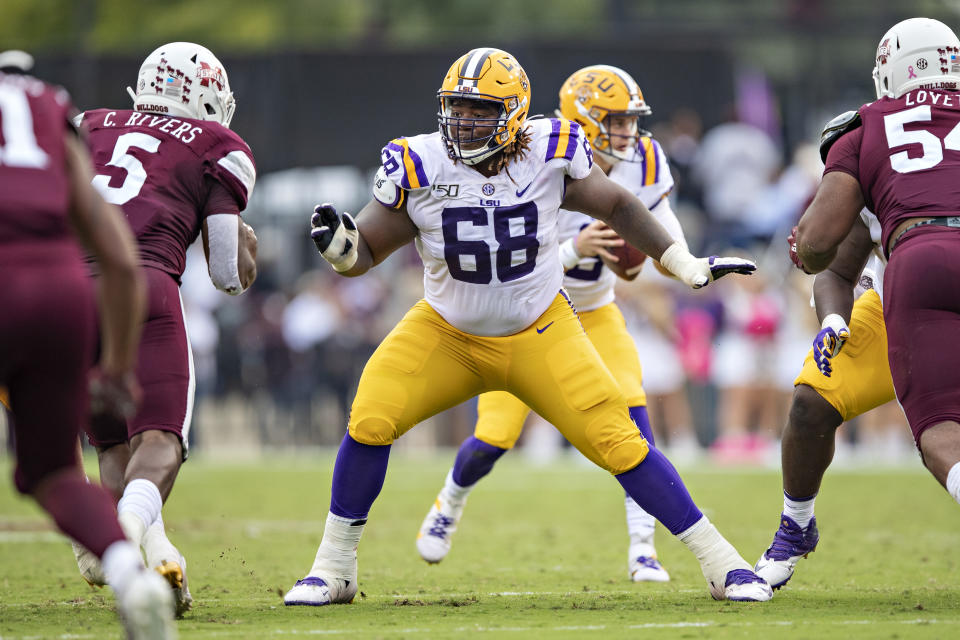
left=382, top=138, right=430, bottom=190
left=543, top=117, right=582, bottom=163
left=820, top=110, right=861, bottom=163
left=373, top=166, right=405, bottom=209
left=527, top=113, right=547, bottom=121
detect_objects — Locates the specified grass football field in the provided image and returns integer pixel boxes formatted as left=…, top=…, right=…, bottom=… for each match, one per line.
left=1, top=451, right=958, bottom=639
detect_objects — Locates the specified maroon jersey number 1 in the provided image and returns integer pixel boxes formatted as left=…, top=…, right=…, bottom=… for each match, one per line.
left=0, top=83, right=51, bottom=169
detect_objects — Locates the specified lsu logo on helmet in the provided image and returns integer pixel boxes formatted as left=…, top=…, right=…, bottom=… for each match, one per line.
left=558, top=65, right=651, bottom=164
left=437, top=48, right=531, bottom=165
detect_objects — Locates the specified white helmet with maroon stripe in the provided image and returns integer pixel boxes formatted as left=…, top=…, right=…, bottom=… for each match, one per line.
left=127, top=42, right=236, bottom=127
left=873, top=18, right=960, bottom=99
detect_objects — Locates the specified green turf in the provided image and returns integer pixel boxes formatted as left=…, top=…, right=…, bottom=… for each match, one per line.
left=1, top=451, right=959, bottom=639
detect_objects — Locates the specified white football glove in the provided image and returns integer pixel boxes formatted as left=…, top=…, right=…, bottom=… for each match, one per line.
left=658, top=242, right=757, bottom=289
left=311, top=203, right=358, bottom=272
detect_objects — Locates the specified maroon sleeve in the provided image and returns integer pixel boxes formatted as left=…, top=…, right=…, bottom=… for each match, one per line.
left=823, top=126, right=863, bottom=181
left=202, top=179, right=242, bottom=218
left=202, top=128, right=256, bottom=213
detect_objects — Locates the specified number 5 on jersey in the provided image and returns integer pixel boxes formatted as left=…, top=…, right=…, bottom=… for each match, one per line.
left=884, top=105, right=960, bottom=173
left=91, top=132, right=161, bottom=204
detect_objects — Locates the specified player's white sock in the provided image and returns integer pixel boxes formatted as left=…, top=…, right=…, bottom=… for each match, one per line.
left=102, top=539, right=145, bottom=596
left=946, top=462, right=960, bottom=505
left=310, top=512, right=363, bottom=580
left=677, top=516, right=750, bottom=577
left=440, top=470, right=472, bottom=504
left=142, top=514, right=174, bottom=562
left=117, top=479, right=162, bottom=548
left=782, top=492, right=816, bottom=529
left=625, top=496, right=656, bottom=550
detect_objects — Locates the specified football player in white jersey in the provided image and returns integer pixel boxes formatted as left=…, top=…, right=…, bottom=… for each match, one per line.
left=414, top=65, right=687, bottom=584
left=754, top=113, right=899, bottom=589
left=284, top=48, right=772, bottom=606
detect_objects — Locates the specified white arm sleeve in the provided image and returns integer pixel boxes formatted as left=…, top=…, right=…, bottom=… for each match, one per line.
left=205, top=213, right=244, bottom=295
left=649, top=197, right=688, bottom=251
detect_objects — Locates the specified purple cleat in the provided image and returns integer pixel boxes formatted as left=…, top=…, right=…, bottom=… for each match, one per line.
left=754, top=514, right=819, bottom=589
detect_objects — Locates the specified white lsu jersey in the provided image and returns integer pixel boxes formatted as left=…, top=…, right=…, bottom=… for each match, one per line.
left=374, top=117, right=593, bottom=336
left=856, top=209, right=886, bottom=302
left=561, top=136, right=683, bottom=311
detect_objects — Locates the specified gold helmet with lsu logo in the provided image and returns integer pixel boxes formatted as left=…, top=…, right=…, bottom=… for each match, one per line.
left=558, top=65, right=651, bottom=163
left=437, top=48, right=531, bottom=165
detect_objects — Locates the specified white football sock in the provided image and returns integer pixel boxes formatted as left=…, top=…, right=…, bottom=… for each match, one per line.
left=143, top=514, right=180, bottom=566
left=439, top=470, right=472, bottom=504
left=117, top=479, right=163, bottom=547
left=625, top=496, right=656, bottom=552
left=102, top=540, right=145, bottom=596
left=946, top=462, right=960, bottom=505
left=782, top=492, right=816, bottom=529
left=677, top=516, right=750, bottom=585
left=310, top=512, right=363, bottom=580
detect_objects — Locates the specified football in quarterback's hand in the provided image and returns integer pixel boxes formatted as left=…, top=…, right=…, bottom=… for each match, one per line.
left=601, top=238, right=647, bottom=280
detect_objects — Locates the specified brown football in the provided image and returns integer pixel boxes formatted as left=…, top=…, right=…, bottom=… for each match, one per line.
left=601, top=239, right=648, bottom=280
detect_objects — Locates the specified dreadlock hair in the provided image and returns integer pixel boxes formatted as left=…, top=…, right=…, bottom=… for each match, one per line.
left=494, top=125, right=532, bottom=183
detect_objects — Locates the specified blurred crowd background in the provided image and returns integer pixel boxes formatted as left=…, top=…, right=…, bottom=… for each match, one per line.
left=4, top=0, right=938, bottom=465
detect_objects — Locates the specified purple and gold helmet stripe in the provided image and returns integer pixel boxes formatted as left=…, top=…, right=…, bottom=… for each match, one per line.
left=387, top=139, right=429, bottom=190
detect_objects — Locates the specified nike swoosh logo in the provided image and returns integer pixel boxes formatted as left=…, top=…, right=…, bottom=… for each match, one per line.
left=516, top=182, right=534, bottom=198
left=536, top=322, right=554, bottom=334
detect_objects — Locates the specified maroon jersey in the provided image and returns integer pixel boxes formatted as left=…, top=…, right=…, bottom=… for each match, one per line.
left=0, top=72, right=80, bottom=264
left=825, top=88, right=960, bottom=252
left=81, top=108, right=256, bottom=279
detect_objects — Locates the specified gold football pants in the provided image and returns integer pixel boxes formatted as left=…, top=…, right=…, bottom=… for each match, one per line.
left=474, top=302, right=646, bottom=449
left=794, top=289, right=895, bottom=421
left=347, top=295, right=649, bottom=474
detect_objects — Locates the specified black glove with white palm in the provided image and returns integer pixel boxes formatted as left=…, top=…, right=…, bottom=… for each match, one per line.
left=659, top=242, right=757, bottom=289
left=310, top=203, right=359, bottom=272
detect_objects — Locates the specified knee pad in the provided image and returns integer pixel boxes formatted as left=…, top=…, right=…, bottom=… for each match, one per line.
left=583, top=403, right=650, bottom=474
left=348, top=416, right=398, bottom=446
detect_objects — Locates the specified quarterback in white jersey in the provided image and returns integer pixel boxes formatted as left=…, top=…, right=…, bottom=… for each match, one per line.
left=755, top=111, right=899, bottom=590
left=413, top=65, right=690, bottom=585
left=284, top=48, right=771, bottom=607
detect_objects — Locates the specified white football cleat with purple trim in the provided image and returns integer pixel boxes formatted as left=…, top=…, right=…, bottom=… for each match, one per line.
left=284, top=574, right=357, bottom=606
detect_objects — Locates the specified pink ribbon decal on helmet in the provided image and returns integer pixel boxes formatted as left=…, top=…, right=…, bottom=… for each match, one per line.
left=908, top=65, right=918, bottom=79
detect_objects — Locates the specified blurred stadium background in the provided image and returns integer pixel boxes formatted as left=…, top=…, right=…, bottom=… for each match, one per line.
left=1, top=0, right=943, bottom=464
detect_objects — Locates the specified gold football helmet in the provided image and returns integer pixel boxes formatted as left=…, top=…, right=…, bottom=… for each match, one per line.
left=437, top=48, right=531, bottom=165
left=558, top=65, right=651, bottom=163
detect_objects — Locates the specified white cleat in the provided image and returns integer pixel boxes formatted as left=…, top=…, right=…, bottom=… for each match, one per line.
left=72, top=540, right=107, bottom=587
left=152, top=556, right=192, bottom=619
left=144, top=536, right=192, bottom=618
left=416, top=496, right=465, bottom=564
left=708, top=569, right=773, bottom=602
left=284, top=574, right=358, bottom=606
left=629, top=555, right=671, bottom=583
left=118, top=568, right=177, bottom=640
